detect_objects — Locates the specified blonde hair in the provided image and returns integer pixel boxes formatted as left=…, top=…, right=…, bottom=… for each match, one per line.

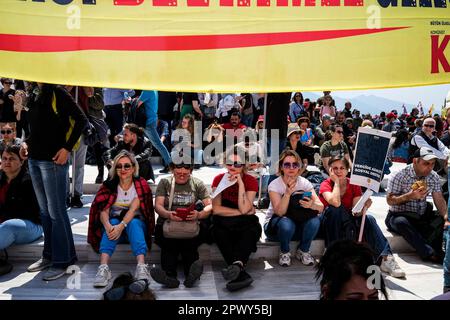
left=109, top=150, right=140, bottom=180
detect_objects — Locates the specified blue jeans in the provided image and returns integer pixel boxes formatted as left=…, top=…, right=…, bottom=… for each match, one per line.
left=444, top=228, right=450, bottom=288
left=324, top=205, right=392, bottom=260
left=0, top=219, right=43, bottom=250
left=145, top=121, right=172, bottom=166
left=99, top=218, right=148, bottom=257
left=264, top=215, right=321, bottom=253
left=28, top=159, right=77, bottom=268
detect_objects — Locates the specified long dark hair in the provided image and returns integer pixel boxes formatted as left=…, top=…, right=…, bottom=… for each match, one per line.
left=35, top=83, right=56, bottom=107
left=315, top=240, right=388, bottom=300
left=392, top=129, right=409, bottom=149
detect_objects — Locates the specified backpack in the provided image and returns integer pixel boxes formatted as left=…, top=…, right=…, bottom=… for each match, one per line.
left=127, top=98, right=147, bottom=128
left=83, top=116, right=109, bottom=147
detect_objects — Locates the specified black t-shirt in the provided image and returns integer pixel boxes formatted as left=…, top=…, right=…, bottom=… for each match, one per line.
left=182, top=93, right=199, bottom=106
left=158, top=91, right=177, bottom=119
left=0, top=88, right=16, bottom=122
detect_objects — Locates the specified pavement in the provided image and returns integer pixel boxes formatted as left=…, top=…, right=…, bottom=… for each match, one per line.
left=1, top=159, right=447, bottom=300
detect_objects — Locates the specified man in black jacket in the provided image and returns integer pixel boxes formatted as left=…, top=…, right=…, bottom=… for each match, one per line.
left=0, top=145, right=42, bottom=276
left=103, top=123, right=155, bottom=182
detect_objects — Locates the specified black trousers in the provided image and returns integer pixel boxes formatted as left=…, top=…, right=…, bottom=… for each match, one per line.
left=211, top=215, right=261, bottom=266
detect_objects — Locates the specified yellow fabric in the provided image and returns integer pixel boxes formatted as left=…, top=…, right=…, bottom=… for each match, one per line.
left=0, top=1, right=449, bottom=92
left=51, top=92, right=80, bottom=151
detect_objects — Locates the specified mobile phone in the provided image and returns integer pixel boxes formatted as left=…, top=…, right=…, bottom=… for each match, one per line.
left=302, top=191, right=312, bottom=199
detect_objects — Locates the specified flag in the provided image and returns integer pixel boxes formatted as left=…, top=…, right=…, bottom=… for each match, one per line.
left=428, top=104, right=434, bottom=115
left=402, top=104, right=408, bottom=115
left=418, top=102, right=424, bottom=117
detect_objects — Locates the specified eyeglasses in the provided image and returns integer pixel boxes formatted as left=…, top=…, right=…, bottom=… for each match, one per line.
left=174, top=164, right=192, bottom=170
left=335, top=130, right=344, bottom=134
left=3, top=82, right=12, bottom=85
left=1, top=130, right=13, bottom=134
left=103, top=279, right=149, bottom=301
left=423, top=124, right=435, bottom=128
left=116, top=163, right=133, bottom=170
left=282, top=162, right=300, bottom=169
left=226, top=162, right=244, bottom=168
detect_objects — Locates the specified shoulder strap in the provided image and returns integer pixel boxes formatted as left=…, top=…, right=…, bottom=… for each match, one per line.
left=168, top=176, right=176, bottom=211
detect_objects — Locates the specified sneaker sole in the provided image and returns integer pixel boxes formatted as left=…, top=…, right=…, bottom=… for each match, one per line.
left=27, top=263, right=52, bottom=273
left=43, top=271, right=67, bottom=281
left=226, top=278, right=253, bottom=292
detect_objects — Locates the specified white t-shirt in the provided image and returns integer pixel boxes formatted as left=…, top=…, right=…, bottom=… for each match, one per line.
left=110, top=184, right=141, bottom=218
left=265, top=176, right=314, bottom=223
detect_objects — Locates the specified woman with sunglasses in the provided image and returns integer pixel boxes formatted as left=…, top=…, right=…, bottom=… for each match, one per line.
left=264, top=150, right=323, bottom=267
left=319, top=124, right=352, bottom=175
left=150, top=161, right=212, bottom=288
left=289, top=92, right=306, bottom=123
left=0, top=78, right=16, bottom=123
left=88, top=150, right=155, bottom=287
left=0, top=123, right=22, bottom=158
left=319, top=156, right=405, bottom=278
left=211, top=146, right=261, bottom=292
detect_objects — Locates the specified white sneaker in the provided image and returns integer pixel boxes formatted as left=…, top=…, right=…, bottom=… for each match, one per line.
left=381, top=255, right=406, bottom=278
left=93, top=264, right=112, bottom=287
left=279, top=252, right=291, bottom=267
left=135, top=263, right=150, bottom=281
left=296, top=250, right=315, bottom=266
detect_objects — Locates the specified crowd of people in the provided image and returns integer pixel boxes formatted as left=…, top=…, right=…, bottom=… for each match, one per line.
left=0, top=79, right=449, bottom=300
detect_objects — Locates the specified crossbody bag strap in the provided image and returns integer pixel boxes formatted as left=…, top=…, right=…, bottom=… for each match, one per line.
left=168, top=176, right=176, bottom=211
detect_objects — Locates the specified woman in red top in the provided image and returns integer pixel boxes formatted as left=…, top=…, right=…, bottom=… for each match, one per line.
left=319, top=156, right=405, bottom=278
left=211, top=146, right=261, bottom=292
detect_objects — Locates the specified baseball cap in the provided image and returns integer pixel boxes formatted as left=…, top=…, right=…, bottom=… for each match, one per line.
left=386, top=112, right=397, bottom=119
left=413, top=147, right=438, bottom=161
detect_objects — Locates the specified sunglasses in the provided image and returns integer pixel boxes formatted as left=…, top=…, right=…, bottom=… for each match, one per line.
left=103, top=279, right=149, bottom=301
left=174, top=164, right=192, bottom=169
left=3, top=82, right=12, bottom=85
left=1, top=130, right=13, bottom=134
left=116, top=163, right=133, bottom=170
left=423, top=124, right=435, bottom=128
left=283, top=162, right=300, bottom=169
left=226, top=162, right=244, bottom=168
left=335, top=130, right=344, bottom=134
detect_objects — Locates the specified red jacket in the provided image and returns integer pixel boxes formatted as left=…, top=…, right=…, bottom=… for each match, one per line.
left=87, top=177, right=155, bottom=253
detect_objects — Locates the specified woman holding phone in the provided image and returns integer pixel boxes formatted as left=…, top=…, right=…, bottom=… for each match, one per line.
left=319, top=156, right=405, bottom=278
left=264, top=150, right=323, bottom=267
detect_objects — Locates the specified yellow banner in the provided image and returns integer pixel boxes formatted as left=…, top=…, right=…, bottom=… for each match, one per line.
left=0, top=0, right=449, bottom=92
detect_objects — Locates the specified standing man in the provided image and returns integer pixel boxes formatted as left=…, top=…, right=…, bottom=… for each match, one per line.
left=342, top=101, right=352, bottom=119
left=20, top=83, right=87, bottom=281
left=103, top=88, right=135, bottom=147
left=139, top=90, right=172, bottom=173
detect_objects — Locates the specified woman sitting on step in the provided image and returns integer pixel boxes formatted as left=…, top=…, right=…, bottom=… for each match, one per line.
left=319, top=156, right=405, bottom=278
left=211, top=146, right=261, bottom=292
left=88, top=150, right=155, bottom=288
left=150, top=161, right=212, bottom=289
left=264, top=149, right=323, bottom=267
left=0, top=145, right=42, bottom=277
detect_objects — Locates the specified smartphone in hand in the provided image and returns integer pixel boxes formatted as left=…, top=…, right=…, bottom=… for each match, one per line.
left=302, top=191, right=312, bottom=199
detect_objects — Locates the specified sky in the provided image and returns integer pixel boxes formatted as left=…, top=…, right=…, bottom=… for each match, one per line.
left=311, top=84, right=450, bottom=109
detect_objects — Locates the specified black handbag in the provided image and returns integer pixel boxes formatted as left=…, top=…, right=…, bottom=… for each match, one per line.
left=285, top=191, right=319, bottom=224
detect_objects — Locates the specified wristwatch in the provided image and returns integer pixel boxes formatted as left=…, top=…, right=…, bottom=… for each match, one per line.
left=120, top=221, right=128, bottom=228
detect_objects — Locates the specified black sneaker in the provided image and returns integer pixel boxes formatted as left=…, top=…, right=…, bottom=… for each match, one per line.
left=221, top=263, right=241, bottom=281
left=159, top=166, right=170, bottom=174
left=184, top=260, right=203, bottom=288
left=150, top=267, right=180, bottom=288
left=226, top=270, right=253, bottom=292
left=70, top=196, right=83, bottom=208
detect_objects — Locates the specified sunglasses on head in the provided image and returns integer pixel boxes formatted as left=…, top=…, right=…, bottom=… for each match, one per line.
left=116, top=163, right=133, bottom=170
left=282, top=162, right=300, bottom=169
left=1, top=130, right=13, bottom=134
left=423, top=124, right=435, bottom=128
left=226, top=162, right=244, bottom=168
left=174, top=164, right=192, bottom=169
left=103, top=279, right=149, bottom=301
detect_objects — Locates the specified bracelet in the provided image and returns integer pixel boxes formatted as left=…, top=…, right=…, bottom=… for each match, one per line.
left=120, top=221, right=128, bottom=228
